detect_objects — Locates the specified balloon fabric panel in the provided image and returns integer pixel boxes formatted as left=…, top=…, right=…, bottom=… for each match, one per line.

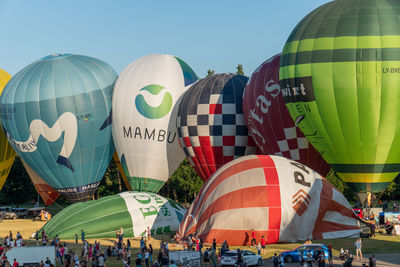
left=0, top=68, right=15, bottom=191
left=280, top=0, right=400, bottom=193
left=243, top=54, right=330, bottom=176
left=177, top=73, right=257, bottom=182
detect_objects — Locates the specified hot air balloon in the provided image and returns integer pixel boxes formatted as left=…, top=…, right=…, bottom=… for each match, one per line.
left=0, top=54, right=116, bottom=202
left=0, top=68, right=15, bottom=191
left=243, top=54, right=331, bottom=176
left=177, top=73, right=257, bottom=182
left=21, top=159, right=60, bottom=206
left=178, top=155, right=360, bottom=245
left=40, top=191, right=186, bottom=239
left=112, top=54, right=198, bottom=192
left=279, top=0, right=400, bottom=195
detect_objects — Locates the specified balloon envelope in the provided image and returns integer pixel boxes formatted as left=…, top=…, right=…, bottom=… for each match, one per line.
left=177, top=73, right=257, bottom=182
left=0, top=54, right=116, bottom=201
left=178, top=155, right=360, bottom=245
left=279, top=0, right=400, bottom=193
left=21, top=159, right=60, bottom=206
left=40, top=191, right=186, bottom=239
left=243, top=54, right=330, bottom=176
left=0, top=68, right=15, bottom=191
left=112, top=54, right=198, bottom=192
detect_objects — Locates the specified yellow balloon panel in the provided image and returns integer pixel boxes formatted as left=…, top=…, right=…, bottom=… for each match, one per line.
left=0, top=68, right=15, bottom=191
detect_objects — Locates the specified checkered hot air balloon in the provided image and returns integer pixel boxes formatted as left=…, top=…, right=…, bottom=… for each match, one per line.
left=242, top=54, right=330, bottom=176
left=177, top=73, right=257, bottom=182
left=177, top=155, right=360, bottom=245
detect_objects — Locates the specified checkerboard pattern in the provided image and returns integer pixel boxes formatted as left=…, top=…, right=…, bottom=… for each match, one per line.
left=275, top=126, right=308, bottom=161
left=177, top=74, right=257, bottom=181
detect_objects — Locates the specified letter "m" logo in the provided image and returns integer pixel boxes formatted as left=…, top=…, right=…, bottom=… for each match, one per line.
left=292, top=189, right=311, bottom=216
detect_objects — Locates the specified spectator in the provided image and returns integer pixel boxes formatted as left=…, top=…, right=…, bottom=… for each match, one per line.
left=368, top=254, right=376, bottom=267
left=12, top=258, right=19, bottom=267
left=355, top=238, right=363, bottom=261
left=135, top=254, right=142, bottom=267
left=272, top=253, right=279, bottom=267
left=81, top=230, right=85, bottom=244
left=250, top=229, right=256, bottom=246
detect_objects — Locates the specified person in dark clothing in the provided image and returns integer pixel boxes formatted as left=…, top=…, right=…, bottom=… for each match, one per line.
left=236, top=249, right=243, bottom=267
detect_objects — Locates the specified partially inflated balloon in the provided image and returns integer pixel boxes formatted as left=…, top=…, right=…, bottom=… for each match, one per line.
left=41, top=191, right=186, bottom=239
left=112, top=54, right=198, bottom=192
left=177, top=73, right=257, bottom=182
left=21, top=159, right=60, bottom=206
left=0, top=54, right=116, bottom=202
left=0, top=69, right=15, bottom=191
left=178, top=155, right=360, bottom=245
left=243, top=54, right=330, bottom=176
left=280, top=0, right=400, bottom=193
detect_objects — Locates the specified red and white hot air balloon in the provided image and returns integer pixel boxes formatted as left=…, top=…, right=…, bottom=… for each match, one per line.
left=178, top=155, right=360, bottom=245
left=242, top=54, right=330, bottom=176
left=177, top=73, right=257, bottom=182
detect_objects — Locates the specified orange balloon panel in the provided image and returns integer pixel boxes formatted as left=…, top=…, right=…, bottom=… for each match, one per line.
left=22, top=160, right=59, bottom=206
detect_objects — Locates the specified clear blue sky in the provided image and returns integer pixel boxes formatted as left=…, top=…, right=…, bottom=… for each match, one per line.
left=0, top=0, right=331, bottom=77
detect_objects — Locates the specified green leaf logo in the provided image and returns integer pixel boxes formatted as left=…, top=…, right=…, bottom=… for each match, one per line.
left=135, top=84, right=173, bottom=119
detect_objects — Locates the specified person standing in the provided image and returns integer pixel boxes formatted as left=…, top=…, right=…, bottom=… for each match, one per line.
left=368, top=255, right=376, bottom=267
left=355, top=238, right=363, bottom=261
left=257, top=242, right=261, bottom=255
left=97, top=254, right=105, bottom=267
left=250, top=229, right=256, bottom=246
left=147, top=226, right=151, bottom=241
left=260, top=235, right=267, bottom=255
left=212, top=238, right=216, bottom=250
left=272, top=253, right=279, bottom=267
left=210, top=248, right=217, bottom=267
left=81, top=230, right=85, bottom=244
left=279, top=254, right=284, bottom=267
left=236, top=249, right=243, bottom=267
left=144, top=249, right=150, bottom=267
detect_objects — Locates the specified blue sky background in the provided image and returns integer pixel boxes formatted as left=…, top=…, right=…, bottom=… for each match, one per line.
left=0, top=0, right=331, bottom=77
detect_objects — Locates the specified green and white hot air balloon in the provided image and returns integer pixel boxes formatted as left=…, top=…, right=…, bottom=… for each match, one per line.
left=280, top=0, right=400, bottom=195
left=112, top=54, right=198, bottom=193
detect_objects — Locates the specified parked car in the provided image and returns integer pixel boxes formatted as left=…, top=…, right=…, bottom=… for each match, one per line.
left=0, top=207, right=17, bottom=220
left=279, top=244, right=329, bottom=263
left=221, top=250, right=263, bottom=266
left=12, top=208, right=28, bottom=218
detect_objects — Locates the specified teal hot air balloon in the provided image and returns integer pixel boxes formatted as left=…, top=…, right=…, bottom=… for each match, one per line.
left=0, top=54, right=117, bottom=202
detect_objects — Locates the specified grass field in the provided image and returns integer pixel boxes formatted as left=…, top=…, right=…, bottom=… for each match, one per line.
left=1, top=219, right=399, bottom=266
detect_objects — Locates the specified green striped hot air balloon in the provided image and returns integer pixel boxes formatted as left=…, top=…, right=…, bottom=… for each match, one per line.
left=279, top=0, right=400, bottom=195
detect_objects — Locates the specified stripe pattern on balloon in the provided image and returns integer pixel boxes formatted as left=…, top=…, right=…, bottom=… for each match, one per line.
left=178, top=155, right=360, bottom=245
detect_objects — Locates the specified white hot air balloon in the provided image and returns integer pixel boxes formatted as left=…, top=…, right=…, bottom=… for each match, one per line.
left=112, top=54, right=198, bottom=192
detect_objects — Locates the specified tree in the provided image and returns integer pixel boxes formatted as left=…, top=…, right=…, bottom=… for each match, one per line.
left=325, top=169, right=355, bottom=201
left=96, top=158, right=127, bottom=198
left=0, top=156, right=37, bottom=205
left=159, top=159, right=203, bottom=204
left=206, top=69, right=215, bottom=77
left=236, top=64, right=244, bottom=75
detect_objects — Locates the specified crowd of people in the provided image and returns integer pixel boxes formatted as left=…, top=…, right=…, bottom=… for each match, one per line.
left=0, top=225, right=386, bottom=267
